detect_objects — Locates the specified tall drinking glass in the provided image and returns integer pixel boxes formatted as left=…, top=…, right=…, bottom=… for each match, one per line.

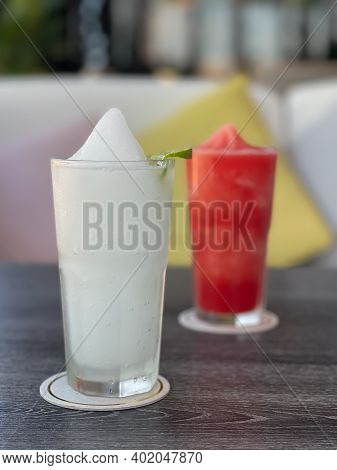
left=187, top=146, right=276, bottom=326
left=51, top=159, right=175, bottom=397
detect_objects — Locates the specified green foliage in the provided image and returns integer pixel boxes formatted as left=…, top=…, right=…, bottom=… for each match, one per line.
left=0, top=0, right=66, bottom=73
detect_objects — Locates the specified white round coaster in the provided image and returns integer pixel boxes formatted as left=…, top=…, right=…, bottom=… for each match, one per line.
left=40, top=373, right=170, bottom=411
left=178, top=308, right=279, bottom=335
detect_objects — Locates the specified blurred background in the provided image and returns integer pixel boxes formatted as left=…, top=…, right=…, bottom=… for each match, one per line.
left=0, top=0, right=336, bottom=266
left=1, top=0, right=337, bottom=76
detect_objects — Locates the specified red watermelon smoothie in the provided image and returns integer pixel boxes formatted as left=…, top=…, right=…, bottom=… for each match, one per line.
left=187, top=125, right=277, bottom=326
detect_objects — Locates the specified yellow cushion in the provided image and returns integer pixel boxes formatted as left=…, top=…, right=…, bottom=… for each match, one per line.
left=138, top=75, right=333, bottom=267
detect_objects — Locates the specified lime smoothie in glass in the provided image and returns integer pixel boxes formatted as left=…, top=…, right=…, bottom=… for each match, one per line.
left=52, top=109, right=175, bottom=397
left=187, top=125, right=277, bottom=326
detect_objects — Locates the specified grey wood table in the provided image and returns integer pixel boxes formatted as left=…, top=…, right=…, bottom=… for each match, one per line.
left=0, top=264, right=336, bottom=450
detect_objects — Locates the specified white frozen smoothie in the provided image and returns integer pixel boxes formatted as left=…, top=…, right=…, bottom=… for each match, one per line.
left=70, top=108, right=146, bottom=162
left=51, top=109, right=174, bottom=397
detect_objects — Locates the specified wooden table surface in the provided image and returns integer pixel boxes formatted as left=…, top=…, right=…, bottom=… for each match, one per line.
left=0, top=264, right=336, bottom=450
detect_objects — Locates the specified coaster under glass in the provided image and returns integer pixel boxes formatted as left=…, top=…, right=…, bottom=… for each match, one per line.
left=178, top=308, right=279, bottom=335
left=40, top=372, right=170, bottom=411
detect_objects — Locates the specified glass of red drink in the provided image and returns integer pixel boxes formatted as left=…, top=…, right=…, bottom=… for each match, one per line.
left=187, top=125, right=277, bottom=327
